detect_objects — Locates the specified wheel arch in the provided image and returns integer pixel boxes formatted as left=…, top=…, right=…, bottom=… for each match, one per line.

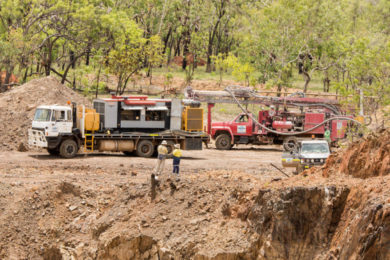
left=213, top=129, right=234, bottom=143
left=59, top=134, right=81, bottom=149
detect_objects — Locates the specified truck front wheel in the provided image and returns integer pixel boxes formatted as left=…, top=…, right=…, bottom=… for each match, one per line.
left=136, top=140, right=155, bottom=158
left=47, top=148, right=59, bottom=156
left=59, top=139, right=78, bottom=158
left=215, top=134, right=232, bottom=150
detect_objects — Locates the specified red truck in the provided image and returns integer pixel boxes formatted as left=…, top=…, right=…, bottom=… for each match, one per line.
left=187, top=87, right=362, bottom=151
left=210, top=107, right=352, bottom=150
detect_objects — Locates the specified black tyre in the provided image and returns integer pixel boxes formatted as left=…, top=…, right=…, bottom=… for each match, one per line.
left=59, top=139, right=78, bottom=158
left=165, top=140, right=175, bottom=158
left=47, top=148, right=59, bottom=156
left=215, top=134, right=232, bottom=150
left=283, top=136, right=298, bottom=152
left=123, top=151, right=135, bottom=156
left=136, top=140, right=155, bottom=158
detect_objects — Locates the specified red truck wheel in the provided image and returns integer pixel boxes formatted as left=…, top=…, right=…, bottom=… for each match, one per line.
left=215, top=134, right=232, bottom=150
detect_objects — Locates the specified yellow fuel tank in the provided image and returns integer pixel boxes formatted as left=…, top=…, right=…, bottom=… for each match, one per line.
left=84, top=108, right=100, bottom=131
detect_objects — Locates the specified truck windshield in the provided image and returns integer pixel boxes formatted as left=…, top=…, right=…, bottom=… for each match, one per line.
left=34, top=109, right=51, bottom=121
left=301, top=143, right=329, bottom=154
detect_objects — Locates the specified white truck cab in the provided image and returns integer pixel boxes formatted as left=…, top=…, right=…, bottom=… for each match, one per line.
left=29, top=105, right=73, bottom=148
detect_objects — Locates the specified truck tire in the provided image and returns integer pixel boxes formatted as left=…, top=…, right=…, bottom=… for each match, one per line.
left=59, top=139, right=78, bottom=158
left=123, top=151, right=135, bottom=156
left=47, top=148, right=59, bottom=156
left=283, top=136, right=298, bottom=152
left=165, top=141, right=175, bottom=158
left=136, top=140, right=155, bottom=158
left=215, top=134, right=232, bottom=150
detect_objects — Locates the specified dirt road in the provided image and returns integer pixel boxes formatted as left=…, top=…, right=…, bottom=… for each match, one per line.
left=0, top=146, right=282, bottom=176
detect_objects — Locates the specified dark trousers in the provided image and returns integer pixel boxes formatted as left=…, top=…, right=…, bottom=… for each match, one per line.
left=173, top=165, right=180, bottom=174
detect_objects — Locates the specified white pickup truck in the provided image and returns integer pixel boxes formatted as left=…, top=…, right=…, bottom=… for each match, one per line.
left=282, top=140, right=331, bottom=174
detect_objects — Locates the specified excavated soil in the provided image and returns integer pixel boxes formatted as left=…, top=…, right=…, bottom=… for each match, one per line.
left=0, top=77, right=90, bottom=151
left=0, top=133, right=389, bottom=259
left=323, top=129, right=390, bottom=179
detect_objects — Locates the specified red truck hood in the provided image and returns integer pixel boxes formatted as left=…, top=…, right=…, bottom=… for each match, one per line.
left=211, top=121, right=233, bottom=127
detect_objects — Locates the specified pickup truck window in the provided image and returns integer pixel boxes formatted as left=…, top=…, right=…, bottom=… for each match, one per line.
left=301, top=143, right=329, bottom=154
left=236, top=115, right=248, bottom=123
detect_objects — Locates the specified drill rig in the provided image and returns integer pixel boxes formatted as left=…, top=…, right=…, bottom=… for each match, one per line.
left=187, top=86, right=365, bottom=151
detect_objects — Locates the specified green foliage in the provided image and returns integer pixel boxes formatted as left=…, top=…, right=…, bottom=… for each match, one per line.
left=212, top=53, right=256, bottom=86
left=0, top=0, right=388, bottom=112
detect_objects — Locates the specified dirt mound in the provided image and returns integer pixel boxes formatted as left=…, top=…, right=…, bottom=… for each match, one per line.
left=323, top=129, right=390, bottom=178
left=0, top=76, right=90, bottom=151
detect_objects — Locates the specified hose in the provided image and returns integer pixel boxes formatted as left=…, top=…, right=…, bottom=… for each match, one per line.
left=225, top=87, right=363, bottom=137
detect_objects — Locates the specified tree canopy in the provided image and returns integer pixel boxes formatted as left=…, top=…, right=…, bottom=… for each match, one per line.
left=0, top=0, right=389, bottom=107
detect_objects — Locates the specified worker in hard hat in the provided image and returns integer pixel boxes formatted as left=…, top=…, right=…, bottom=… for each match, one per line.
left=172, top=144, right=182, bottom=180
left=154, top=140, right=168, bottom=180
left=269, top=105, right=276, bottom=117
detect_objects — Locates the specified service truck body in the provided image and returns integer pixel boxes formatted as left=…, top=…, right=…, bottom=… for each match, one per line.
left=28, top=95, right=209, bottom=158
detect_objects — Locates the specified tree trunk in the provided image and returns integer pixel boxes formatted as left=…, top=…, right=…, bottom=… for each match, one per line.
left=61, top=53, right=84, bottom=84
left=116, top=73, right=123, bottom=95
left=44, top=43, right=53, bottom=76
left=85, top=45, right=91, bottom=66
left=277, top=84, right=282, bottom=97
left=72, top=75, right=76, bottom=90
left=323, top=77, right=330, bottom=92
left=121, top=75, right=132, bottom=95
left=70, top=50, right=76, bottom=69
left=302, top=71, right=311, bottom=93
left=4, top=69, right=12, bottom=86
left=182, top=32, right=190, bottom=70
left=167, top=38, right=174, bottom=65
left=0, top=73, right=3, bottom=93
left=163, top=27, right=172, bottom=54
left=175, top=37, right=181, bottom=57
left=95, top=66, right=101, bottom=98
left=206, top=21, right=221, bottom=73
left=23, top=66, right=29, bottom=83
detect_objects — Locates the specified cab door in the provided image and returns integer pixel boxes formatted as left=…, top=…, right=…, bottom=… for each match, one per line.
left=233, top=114, right=252, bottom=136
left=52, top=109, right=72, bottom=134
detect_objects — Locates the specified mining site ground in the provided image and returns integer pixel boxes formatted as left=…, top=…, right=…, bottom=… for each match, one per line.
left=0, top=77, right=389, bottom=259
left=0, top=146, right=287, bottom=259
left=0, top=137, right=389, bottom=259
left=0, top=145, right=286, bottom=176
